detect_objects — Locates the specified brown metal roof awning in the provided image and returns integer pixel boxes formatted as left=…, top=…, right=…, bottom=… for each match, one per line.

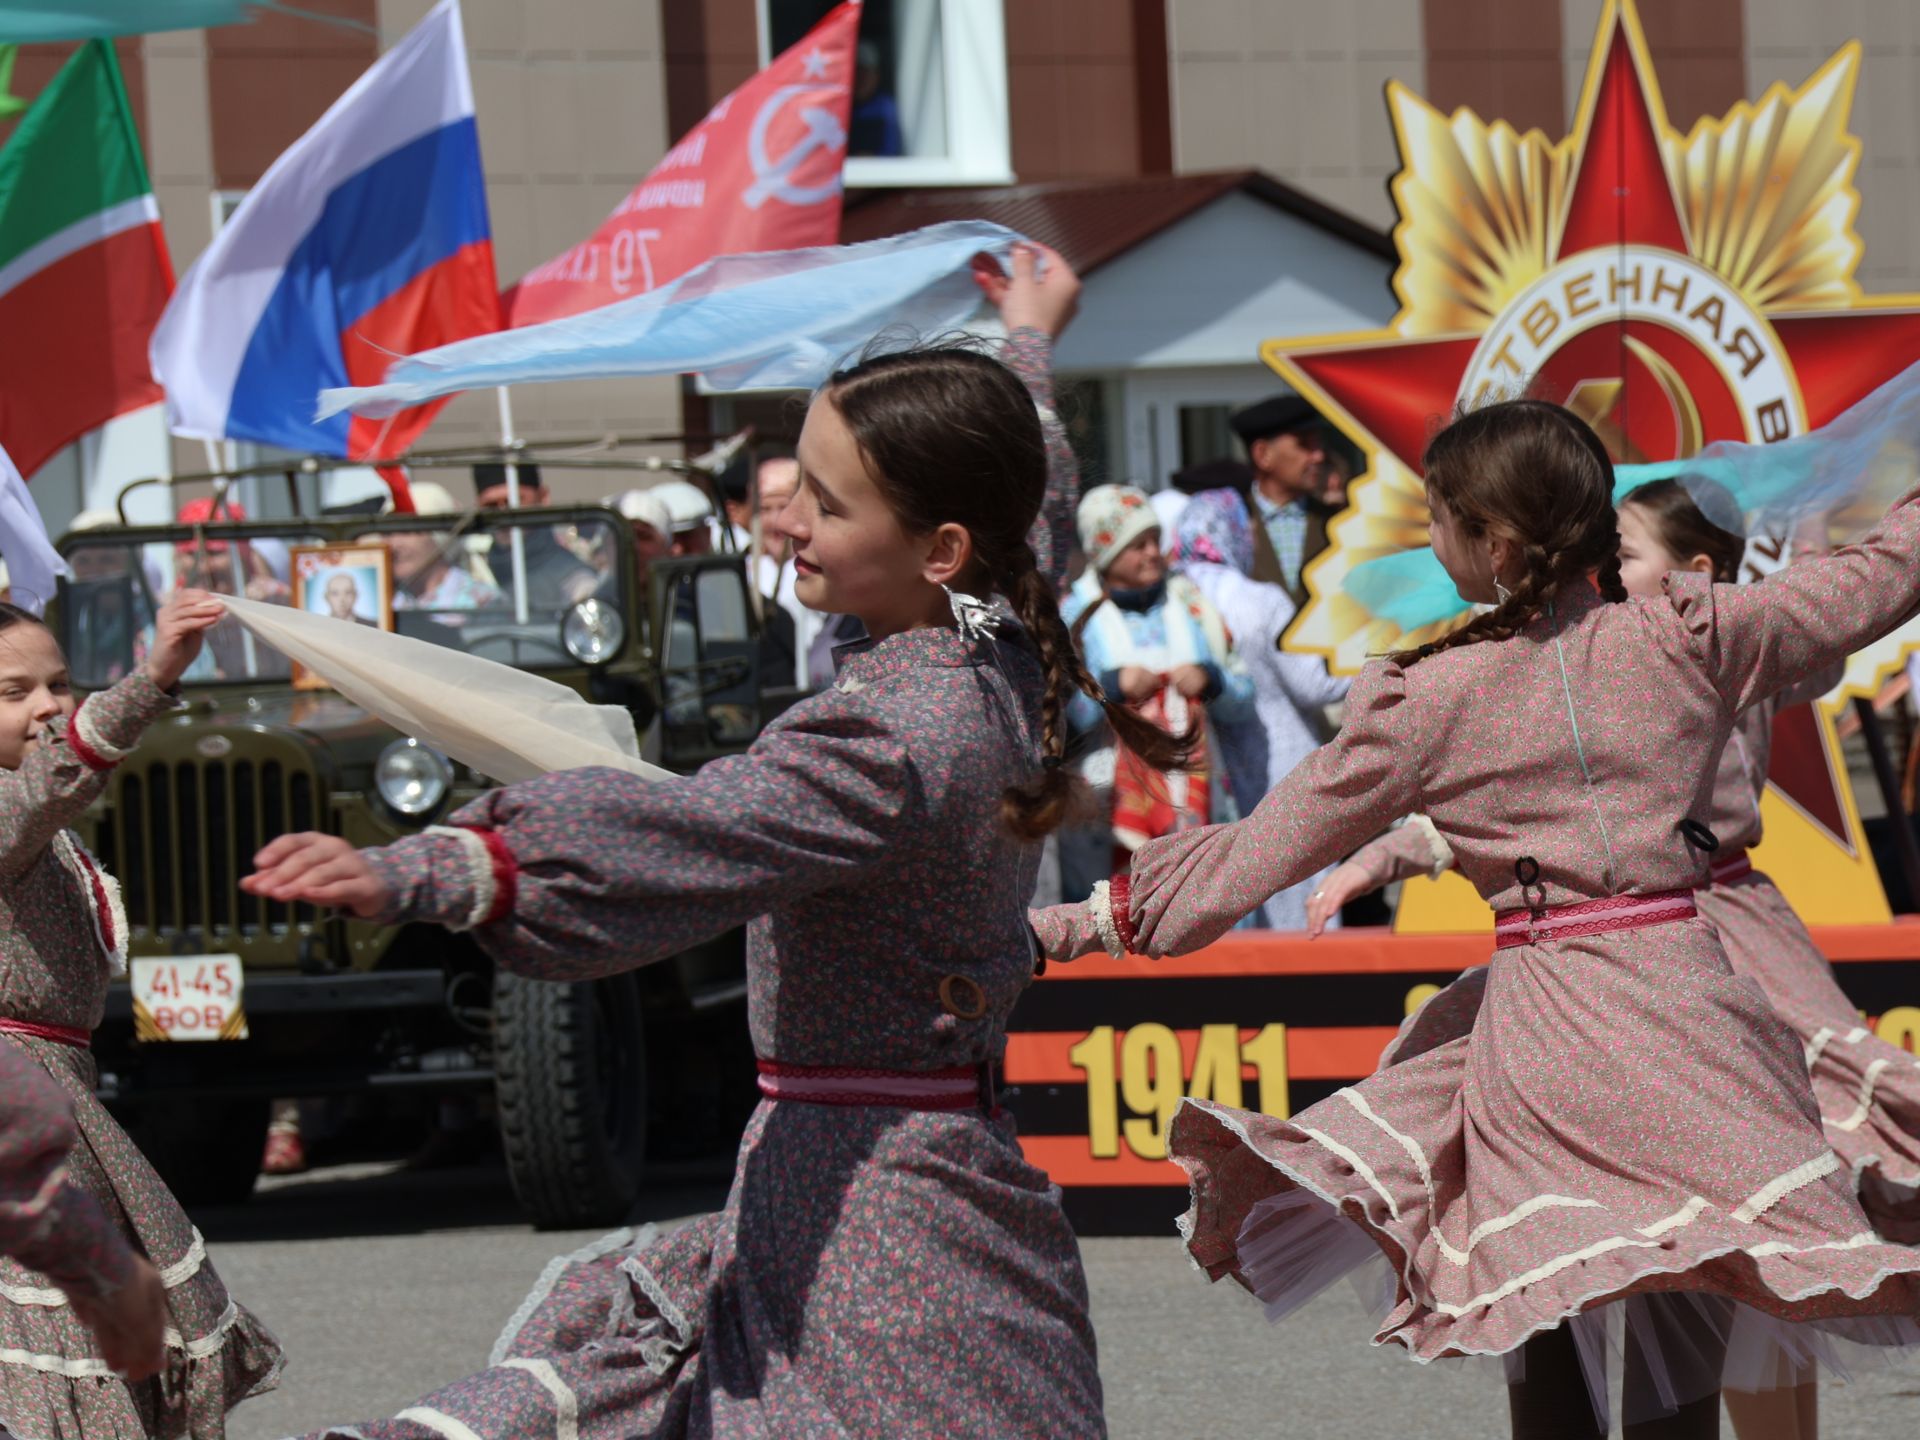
left=838, top=169, right=1395, bottom=278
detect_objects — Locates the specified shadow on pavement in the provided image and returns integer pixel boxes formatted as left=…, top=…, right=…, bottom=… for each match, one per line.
left=190, top=1155, right=734, bottom=1244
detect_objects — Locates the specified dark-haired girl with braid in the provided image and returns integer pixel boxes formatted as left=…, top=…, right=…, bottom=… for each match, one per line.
left=243, top=246, right=1142, bottom=1440
left=1309, top=475, right=1920, bottom=1440
left=1035, top=398, right=1920, bottom=1438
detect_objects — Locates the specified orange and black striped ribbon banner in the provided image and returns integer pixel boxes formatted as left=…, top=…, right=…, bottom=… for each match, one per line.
left=1001, top=925, right=1920, bottom=1234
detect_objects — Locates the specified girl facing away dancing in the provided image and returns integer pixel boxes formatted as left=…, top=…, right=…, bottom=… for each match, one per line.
left=242, top=250, right=1175, bottom=1438
left=1034, top=399, right=1920, bottom=1438
left=1308, top=473, right=1920, bottom=1439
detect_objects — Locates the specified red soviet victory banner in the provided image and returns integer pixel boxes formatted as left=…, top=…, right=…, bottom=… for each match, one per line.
left=503, top=1, right=861, bottom=328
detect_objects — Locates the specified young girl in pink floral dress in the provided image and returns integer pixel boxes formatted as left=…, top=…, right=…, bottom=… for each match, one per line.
left=0, top=590, right=283, bottom=1438
left=1310, top=474, right=1920, bottom=1438
left=1035, top=400, right=1920, bottom=1439
left=245, top=249, right=1153, bottom=1439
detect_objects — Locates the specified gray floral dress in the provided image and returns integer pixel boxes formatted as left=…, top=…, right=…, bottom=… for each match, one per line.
left=299, top=332, right=1105, bottom=1440
left=0, top=671, right=282, bottom=1439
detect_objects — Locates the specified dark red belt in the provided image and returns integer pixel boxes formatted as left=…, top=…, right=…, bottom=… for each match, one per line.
left=0, top=1019, right=89, bottom=1048
left=1493, top=888, right=1698, bottom=948
left=1709, top=850, right=1753, bottom=886
left=756, top=1059, right=993, bottom=1112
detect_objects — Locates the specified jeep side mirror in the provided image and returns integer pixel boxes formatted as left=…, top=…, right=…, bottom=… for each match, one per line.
left=649, top=555, right=764, bottom=769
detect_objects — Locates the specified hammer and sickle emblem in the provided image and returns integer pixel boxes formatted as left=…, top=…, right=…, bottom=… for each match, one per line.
left=1566, top=338, right=1704, bottom=463
left=744, top=84, right=847, bottom=210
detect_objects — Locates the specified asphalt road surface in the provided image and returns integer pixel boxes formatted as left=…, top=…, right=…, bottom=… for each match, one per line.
left=199, top=1160, right=1918, bottom=1439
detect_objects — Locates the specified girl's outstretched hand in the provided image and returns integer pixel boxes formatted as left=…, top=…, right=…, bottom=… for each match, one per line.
left=973, top=241, right=1081, bottom=339
left=244, top=833, right=390, bottom=918
left=1305, top=859, right=1372, bottom=939
left=143, top=589, right=224, bottom=690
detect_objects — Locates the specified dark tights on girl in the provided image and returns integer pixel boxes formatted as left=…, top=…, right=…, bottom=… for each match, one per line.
left=1507, top=1295, right=1729, bottom=1439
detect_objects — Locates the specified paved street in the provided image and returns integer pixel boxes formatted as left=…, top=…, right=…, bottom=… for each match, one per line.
left=197, top=1159, right=1918, bottom=1439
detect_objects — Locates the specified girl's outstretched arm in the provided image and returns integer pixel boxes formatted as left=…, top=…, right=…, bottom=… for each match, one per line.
left=248, top=700, right=921, bottom=982
left=0, top=591, right=217, bottom=874
left=982, top=242, right=1081, bottom=592
left=1671, top=482, right=1920, bottom=713
left=1033, top=659, right=1423, bottom=959
left=0, top=671, right=174, bottom=876
left=1304, top=816, right=1453, bottom=937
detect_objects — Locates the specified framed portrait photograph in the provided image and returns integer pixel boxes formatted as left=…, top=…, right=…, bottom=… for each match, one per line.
left=290, top=544, right=395, bottom=690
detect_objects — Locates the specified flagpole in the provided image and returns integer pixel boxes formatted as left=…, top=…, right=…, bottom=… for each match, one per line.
left=199, top=437, right=259, bottom=674
left=495, top=384, right=529, bottom=624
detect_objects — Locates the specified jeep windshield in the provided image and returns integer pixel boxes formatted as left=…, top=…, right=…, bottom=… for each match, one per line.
left=60, top=513, right=629, bottom=691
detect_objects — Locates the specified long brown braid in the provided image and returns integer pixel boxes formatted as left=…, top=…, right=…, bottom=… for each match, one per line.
left=822, top=342, right=1191, bottom=841
left=1391, top=399, right=1627, bottom=666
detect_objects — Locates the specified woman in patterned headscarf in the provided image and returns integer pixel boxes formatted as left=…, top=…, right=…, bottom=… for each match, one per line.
left=1058, top=485, right=1251, bottom=899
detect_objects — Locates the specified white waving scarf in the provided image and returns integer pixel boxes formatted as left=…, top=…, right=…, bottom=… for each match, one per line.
left=222, top=596, right=672, bottom=785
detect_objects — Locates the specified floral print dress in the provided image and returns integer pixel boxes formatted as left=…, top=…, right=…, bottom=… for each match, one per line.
left=0, top=671, right=282, bottom=1439
left=1034, top=487, right=1920, bottom=1383
left=1354, top=665, right=1920, bottom=1240
left=297, top=332, right=1105, bottom=1440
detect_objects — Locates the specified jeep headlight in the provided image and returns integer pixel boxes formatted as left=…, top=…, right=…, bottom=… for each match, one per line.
left=376, top=738, right=452, bottom=819
left=563, top=598, right=625, bottom=665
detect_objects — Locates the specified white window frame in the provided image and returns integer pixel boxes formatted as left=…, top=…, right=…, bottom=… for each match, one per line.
left=757, top=0, right=1013, bottom=188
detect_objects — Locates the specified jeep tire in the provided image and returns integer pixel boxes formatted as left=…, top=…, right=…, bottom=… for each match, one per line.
left=494, top=969, right=648, bottom=1230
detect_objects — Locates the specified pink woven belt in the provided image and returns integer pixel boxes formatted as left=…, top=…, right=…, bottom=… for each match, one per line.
left=1493, top=888, right=1698, bottom=949
left=1709, top=850, right=1753, bottom=885
left=756, top=1059, right=985, bottom=1111
left=0, top=1019, right=90, bottom=1049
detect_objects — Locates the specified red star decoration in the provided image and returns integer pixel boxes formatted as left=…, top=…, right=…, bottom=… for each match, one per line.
left=1271, top=11, right=1920, bottom=851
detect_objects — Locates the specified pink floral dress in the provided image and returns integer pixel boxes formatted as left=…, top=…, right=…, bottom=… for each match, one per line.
left=1035, top=490, right=1920, bottom=1386
left=1357, top=669, right=1920, bottom=1241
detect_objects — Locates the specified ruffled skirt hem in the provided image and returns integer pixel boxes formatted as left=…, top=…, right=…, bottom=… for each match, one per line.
left=1172, top=1096, right=1920, bottom=1367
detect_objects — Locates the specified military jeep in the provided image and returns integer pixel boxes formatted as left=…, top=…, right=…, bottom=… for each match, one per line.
left=52, top=443, right=790, bottom=1227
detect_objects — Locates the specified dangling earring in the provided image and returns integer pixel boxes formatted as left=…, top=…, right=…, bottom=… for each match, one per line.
left=942, top=582, right=1001, bottom=643
left=1493, top=579, right=1513, bottom=605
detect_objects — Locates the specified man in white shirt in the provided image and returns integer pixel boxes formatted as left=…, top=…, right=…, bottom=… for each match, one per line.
left=754, top=453, right=821, bottom=687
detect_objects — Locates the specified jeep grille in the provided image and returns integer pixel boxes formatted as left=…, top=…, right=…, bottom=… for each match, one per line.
left=99, top=757, right=325, bottom=942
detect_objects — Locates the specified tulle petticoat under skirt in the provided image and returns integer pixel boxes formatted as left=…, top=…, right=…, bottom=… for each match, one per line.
left=1231, top=1184, right=1920, bottom=1431
left=1168, top=925, right=1920, bottom=1432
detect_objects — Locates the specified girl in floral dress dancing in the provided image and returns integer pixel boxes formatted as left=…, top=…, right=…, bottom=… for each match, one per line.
left=1035, top=399, right=1920, bottom=1438
left=0, top=591, right=282, bottom=1438
left=246, top=250, right=1158, bottom=1438
left=1309, top=473, right=1920, bottom=1440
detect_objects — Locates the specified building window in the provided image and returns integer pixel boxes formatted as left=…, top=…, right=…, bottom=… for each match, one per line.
left=761, top=0, right=1011, bottom=187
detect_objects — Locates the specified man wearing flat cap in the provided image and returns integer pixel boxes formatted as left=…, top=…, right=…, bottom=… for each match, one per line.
left=1230, top=393, right=1337, bottom=606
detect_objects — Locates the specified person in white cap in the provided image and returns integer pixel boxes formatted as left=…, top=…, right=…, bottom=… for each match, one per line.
left=1056, top=484, right=1252, bottom=901
left=649, top=478, right=718, bottom=557
left=612, top=488, right=673, bottom=587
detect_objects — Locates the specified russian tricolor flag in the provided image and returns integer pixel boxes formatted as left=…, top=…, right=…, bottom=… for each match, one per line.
left=152, top=0, right=500, bottom=461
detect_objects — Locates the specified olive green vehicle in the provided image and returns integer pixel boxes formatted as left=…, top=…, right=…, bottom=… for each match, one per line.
left=50, top=441, right=792, bottom=1228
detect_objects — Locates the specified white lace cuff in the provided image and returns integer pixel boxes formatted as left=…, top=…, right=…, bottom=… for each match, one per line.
left=425, top=825, right=496, bottom=932
left=1089, top=880, right=1127, bottom=959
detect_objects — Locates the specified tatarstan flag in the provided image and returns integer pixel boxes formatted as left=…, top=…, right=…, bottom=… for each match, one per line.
left=0, top=40, right=170, bottom=477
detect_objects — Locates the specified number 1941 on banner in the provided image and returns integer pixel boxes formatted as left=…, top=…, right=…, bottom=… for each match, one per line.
left=1068, top=1024, right=1290, bottom=1162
